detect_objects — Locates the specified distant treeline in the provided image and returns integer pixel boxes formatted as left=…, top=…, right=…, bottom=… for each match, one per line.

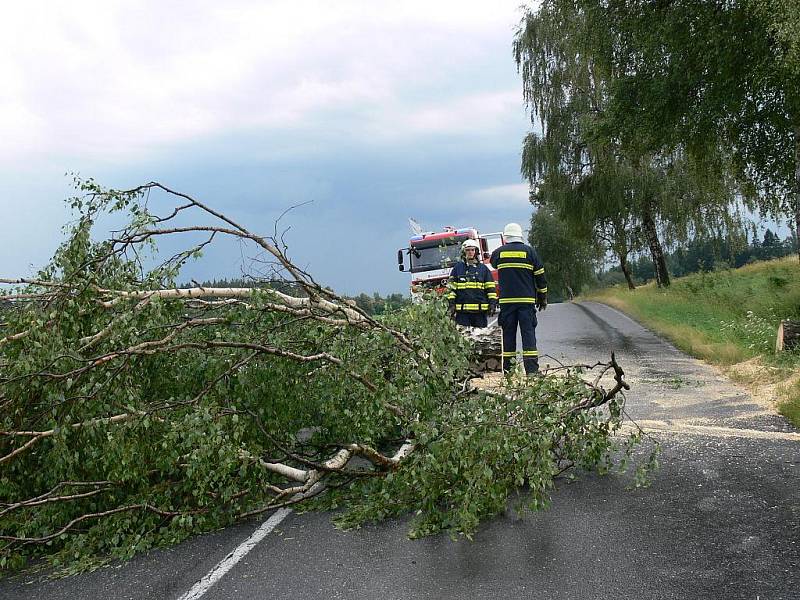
left=189, top=278, right=410, bottom=316
left=348, top=292, right=410, bottom=316
left=598, top=230, right=797, bottom=287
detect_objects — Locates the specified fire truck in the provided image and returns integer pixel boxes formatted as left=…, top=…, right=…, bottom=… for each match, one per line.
left=397, top=224, right=505, bottom=296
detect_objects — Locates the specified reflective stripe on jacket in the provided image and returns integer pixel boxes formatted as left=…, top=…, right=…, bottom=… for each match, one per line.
left=489, top=242, right=547, bottom=306
left=446, top=261, right=496, bottom=312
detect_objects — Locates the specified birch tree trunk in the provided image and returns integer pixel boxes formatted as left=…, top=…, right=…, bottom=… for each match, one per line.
left=610, top=216, right=636, bottom=290
left=619, top=252, right=636, bottom=290
left=642, top=204, right=670, bottom=287
left=794, top=123, right=800, bottom=262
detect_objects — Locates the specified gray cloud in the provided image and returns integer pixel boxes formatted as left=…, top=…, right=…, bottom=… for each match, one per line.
left=0, top=1, right=536, bottom=294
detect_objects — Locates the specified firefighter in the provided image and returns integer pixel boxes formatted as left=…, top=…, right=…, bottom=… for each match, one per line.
left=446, top=239, right=498, bottom=328
left=490, top=222, right=547, bottom=375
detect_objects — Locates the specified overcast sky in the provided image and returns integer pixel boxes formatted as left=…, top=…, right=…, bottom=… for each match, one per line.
left=0, top=1, right=537, bottom=295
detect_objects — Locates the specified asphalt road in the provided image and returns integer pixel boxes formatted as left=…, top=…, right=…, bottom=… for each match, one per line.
left=3, top=301, right=798, bottom=600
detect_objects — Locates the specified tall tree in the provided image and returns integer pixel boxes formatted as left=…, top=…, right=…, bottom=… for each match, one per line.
left=529, top=206, right=602, bottom=300
left=515, top=2, right=649, bottom=283
left=514, top=2, right=738, bottom=287
left=599, top=0, right=800, bottom=260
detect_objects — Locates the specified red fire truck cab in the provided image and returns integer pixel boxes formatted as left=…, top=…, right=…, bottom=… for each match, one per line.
left=397, top=226, right=505, bottom=296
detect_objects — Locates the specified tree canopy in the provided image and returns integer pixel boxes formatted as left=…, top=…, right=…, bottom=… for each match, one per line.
left=594, top=0, right=799, bottom=253
left=514, top=1, right=720, bottom=287
left=514, top=0, right=799, bottom=290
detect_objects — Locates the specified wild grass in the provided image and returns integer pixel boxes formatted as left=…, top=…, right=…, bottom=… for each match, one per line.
left=582, top=256, right=800, bottom=426
left=778, top=379, right=800, bottom=426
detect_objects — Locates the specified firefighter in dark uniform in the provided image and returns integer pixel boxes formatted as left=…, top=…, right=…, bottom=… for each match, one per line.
left=446, top=239, right=498, bottom=328
left=490, top=222, right=548, bottom=375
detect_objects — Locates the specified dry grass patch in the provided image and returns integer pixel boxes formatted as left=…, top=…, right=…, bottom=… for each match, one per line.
left=725, top=356, right=790, bottom=386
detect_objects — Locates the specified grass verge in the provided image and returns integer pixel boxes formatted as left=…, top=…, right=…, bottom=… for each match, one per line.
left=581, top=256, right=800, bottom=427
left=778, top=379, right=800, bottom=426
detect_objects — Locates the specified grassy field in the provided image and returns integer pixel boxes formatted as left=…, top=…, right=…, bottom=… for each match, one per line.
left=582, top=256, right=800, bottom=427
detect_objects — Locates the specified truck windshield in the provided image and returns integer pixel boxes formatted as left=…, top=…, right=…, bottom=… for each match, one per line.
left=409, top=236, right=466, bottom=273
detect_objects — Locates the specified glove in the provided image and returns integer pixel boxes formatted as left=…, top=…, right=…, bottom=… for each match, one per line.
left=536, top=295, right=547, bottom=312
left=488, top=300, right=498, bottom=316
left=447, top=301, right=457, bottom=319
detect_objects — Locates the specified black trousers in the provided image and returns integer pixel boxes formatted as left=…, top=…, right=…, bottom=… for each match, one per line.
left=498, top=304, right=538, bottom=373
left=455, top=312, right=488, bottom=328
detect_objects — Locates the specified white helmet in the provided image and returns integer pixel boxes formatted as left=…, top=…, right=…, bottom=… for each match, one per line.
left=503, top=222, right=523, bottom=241
left=461, top=239, right=480, bottom=252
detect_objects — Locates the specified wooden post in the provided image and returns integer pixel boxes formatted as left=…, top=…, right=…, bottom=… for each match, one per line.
left=776, top=320, right=800, bottom=352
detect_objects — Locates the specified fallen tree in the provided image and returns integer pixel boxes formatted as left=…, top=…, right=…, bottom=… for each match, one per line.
left=0, top=180, right=654, bottom=573
left=460, top=324, right=503, bottom=372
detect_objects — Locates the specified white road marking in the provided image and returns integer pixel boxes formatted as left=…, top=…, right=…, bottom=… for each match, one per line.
left=177, top=508, right=292, bottom=600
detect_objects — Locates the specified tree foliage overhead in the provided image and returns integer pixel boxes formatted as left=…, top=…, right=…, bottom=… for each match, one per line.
left=515, top=2, right=702, bottom=288
left=591, top=0, right=800, bottom=255
left=0, top=180, right=651, bottom=574
left=514, top=0, right=794, bottom=291
left=603, top=0, right=800, bottom=196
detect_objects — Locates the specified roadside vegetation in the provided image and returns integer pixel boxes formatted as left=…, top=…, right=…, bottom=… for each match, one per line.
left=515, top=1, right=799, bottom=428
left=516, top=0, right=800, bottom=298
left=582, top=257, right=800, bottom=427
